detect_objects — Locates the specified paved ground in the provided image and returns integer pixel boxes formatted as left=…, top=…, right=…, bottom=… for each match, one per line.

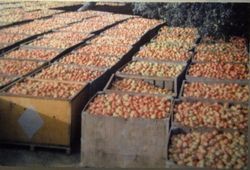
left=0, top=146, right=80, bottom=167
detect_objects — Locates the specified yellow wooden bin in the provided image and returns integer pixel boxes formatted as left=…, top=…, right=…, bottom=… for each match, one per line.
left=0, top=79, right=89, bottom=153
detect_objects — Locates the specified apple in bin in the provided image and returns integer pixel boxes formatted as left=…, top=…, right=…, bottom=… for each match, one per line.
left=87, top=93, right=171, bottom=119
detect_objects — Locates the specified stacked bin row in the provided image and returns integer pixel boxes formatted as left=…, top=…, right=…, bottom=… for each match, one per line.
left=0, top=12, right=161, bottom=153
left=0, top=12, right=106, bottom=152
left=0, top=9, right=63, bottom=26
left=0, top=1, right=83, bottom=27
left=0, top=1, right=78, bottom=11
left=61, top=17, right=163, bottom=92
left=0, top=11, right=109, bottom=88
left=168, top=36, right=249, bottom=169
left=0, top=10, right=104, bottom=53
left=133, top=26, right=198, bottom=63
left=81, top=26, right=199, bottom=167
left=116, top=26, right=199, bottom=96
left=0, top=4, right=248, bottom=168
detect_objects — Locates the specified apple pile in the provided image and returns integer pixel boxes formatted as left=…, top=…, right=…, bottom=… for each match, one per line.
left=174, top=101, right=248, bottom=129
left=121, top=61, right=184, bottom=78
left=109, top=78, right=173, bottom=95
left=183, top=82, right=249, bottom=102
left=188, top=63, right=249, bottom=80
left=92, top=13, right=132, bottom=22
left=169, top=130, right=247, bottom=169
left=136, top=46, right=191, bottom=61
left=5, top=48, right=60, bottom=61
left=59, top=15, right=130, bottom=33
left=0, top=8, right=26, bottom=16
left=7, top=79, right=84, bottom=99
left=120, top=17, right=161, bottom=29
left=44, top=32, right=90, bottom=41
left=103, top=28, right=145, bottom=39
left=196, top=42, right=247, bottom=53
left=1, top=17, right=76, bottom=35
left=87, top=93, right=171, bottom=119
left=76, top=44, right=130, bottom=57
left=153, top=35, right=195, bottom=45
left=157, top=27, right=198, bottom=43
left=201, top=36, right=246, bottom=50
left=159, top=27, right=198, bottom=37
left=28, top=9, right=61, bottom=17
left=147, top=41, right=194, bottom=50
left=54, top=11, right=117, bottom=20
left=105, top=13, right=133, bottom=20
left=90, top=35, right=137, bottom=46
left=34, top=64, right=103, bottom=82
left=0, top=59, right=44, bottom=76
left=39, top=17, right=80, bottom=26
left=59, top=53, right=119, bottom=68
left=28, top=38, right=80, bottom=49
left=0, top=14, right=23, bottom=23
left=22, top=10, right=61, bottom=20
left=0, top=4, right=21, bottom=9
left=0, top=76, right=15, bottom=86
left=102, top=17, right=159, bottom=38
left=1, top=21, right=56, bottom=35
left=193, top=50, right=249, bottom=63
left=0, top=33, right=28, bottom=44
left=229, top=36, right=247, bottom=48
left=60, top=21, right=108, bottom=33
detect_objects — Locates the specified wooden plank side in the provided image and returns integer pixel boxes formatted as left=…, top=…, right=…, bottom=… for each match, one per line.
left=70, top=84, right=89, bottom=147
left=0, top=96, right=71, bottom=146
left=81, top=113, right=168, bottom=168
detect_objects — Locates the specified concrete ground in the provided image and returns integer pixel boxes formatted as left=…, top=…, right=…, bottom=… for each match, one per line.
left=0, top=146, right=80, bottom=167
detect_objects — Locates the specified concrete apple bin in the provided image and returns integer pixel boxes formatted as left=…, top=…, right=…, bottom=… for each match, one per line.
left=81, top=91, right=173, bottom=167
left=116, top=59, right=189, bottom=98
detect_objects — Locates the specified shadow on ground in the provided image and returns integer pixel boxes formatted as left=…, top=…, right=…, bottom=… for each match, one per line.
left=52, top=3, right=134, bottom=15
left=0, top=146, right=80, bottom=167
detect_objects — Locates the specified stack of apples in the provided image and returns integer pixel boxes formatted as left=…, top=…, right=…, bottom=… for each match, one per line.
left=136, top=46, right=191, bottom=61
left=0, top=32, right=28, bottom=45
left=7, top=79, right=84, bottom=99
left=121, top=61, right=184, bottom=78
left=174, top=101, right=248, bottom=129
left=196, top=41, right=247, bottom=53
left=135, top=26, right=197, bottom=62
left=183, top=82, right=249, bottom=102
left=59, top=14, right=132, bottom=33
left=109, top=78, right=173, bottom=95
left=0, top=76, right=15, bottom=87
left=87, top=92, right=171, bottom=119
left=5, top=48, right=60, bottom=61
left=28, top=37, right=81, bottom=49
left=102, top=17, right=161, bottom=39
left=153, top=26, right=198, bottom=45
left=90, top=35, right=137, bottom=46
left=59, top=53, right=119, bottom=68
left=193, top=50, right=249, bottom=63
left=0, top=59, right=43, bottom=76
left=76, top=44, right=130, bottom=57
left=44, top=32, right=90, bottom=41
left=34, top=64, right=103, bottom=83
left=188, top=63, right=249, bottom=80
left=169, top=130, right=247, bottom=169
